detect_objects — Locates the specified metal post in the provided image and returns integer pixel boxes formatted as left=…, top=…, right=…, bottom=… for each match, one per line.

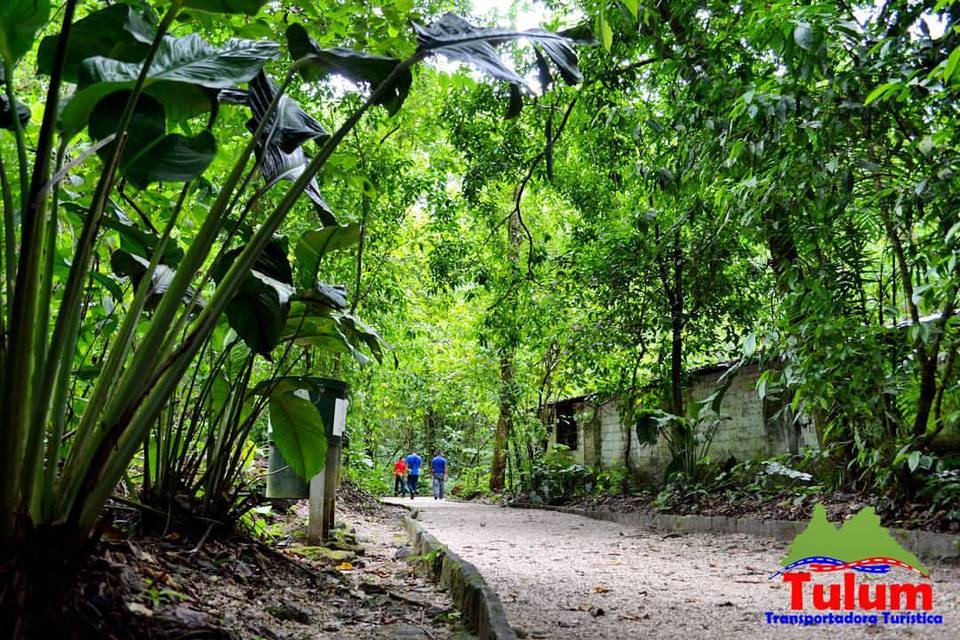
left=321, top=433, right=341, bottom=538
left=307, top=472, right=325, bottom=543
left=307, top=394, right=348, bottom=543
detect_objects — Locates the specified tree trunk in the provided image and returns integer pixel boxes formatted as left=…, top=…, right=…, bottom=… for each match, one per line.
left=655, top=223, right=686, bottom=417
left=621, top=359, right=642, bottom=481
left=669, top=227, right=684, bottom=416
left=670, top=308, right=683, bottom=416
left=510, top=424, right=524, bottom=494
left=489, top=353, right=513, bottom=493
left=489, top=209, right=523, bottom=493
left=913, top=367, right=938, bottom=439
left=913, top=287, right=958, bottom=439
left=424, top=409, right=438, bottom=459
left=763, top=203, right=801, bottom=290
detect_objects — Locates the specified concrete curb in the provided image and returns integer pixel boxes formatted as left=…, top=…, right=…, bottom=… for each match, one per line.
left=519, top=505, right=959, bottom=561
left=400, top=511, right=517, bottom=640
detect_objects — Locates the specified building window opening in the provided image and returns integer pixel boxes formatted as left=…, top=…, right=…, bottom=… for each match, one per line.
left=555, top=400, right=578, bottom=450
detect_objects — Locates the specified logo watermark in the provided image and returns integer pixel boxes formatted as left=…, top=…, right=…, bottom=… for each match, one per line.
left=764, top=504, right=943, bottom=626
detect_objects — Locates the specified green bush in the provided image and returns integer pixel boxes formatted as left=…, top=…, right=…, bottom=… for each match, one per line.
left=342, top=451, right=391, bottom=497
left=524, top=445, right=592, bottom=503
left=451, top=465, right=490, bottom=500
left=591, top=464, right=629, bottom=495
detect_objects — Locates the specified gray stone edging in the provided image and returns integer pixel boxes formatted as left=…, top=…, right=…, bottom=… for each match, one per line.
left=518, top=505, right=959, bottom=561
left=398, top=510, right=517, bottom=640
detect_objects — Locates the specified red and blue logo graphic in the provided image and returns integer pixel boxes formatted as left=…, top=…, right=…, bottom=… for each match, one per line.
left=763, top=504, right=943, bottom=627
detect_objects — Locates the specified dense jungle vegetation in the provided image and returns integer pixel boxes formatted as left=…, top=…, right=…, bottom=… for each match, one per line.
left=1, top=0, right=959, bottom=635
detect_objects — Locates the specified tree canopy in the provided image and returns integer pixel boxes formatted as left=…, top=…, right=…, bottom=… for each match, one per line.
left=1, top=1, right=959, bottom=632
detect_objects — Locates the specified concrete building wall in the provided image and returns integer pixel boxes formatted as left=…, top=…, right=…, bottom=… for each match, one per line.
left=689, top=363, right=780, bottom=462
left=547, top=363, right=820, bottom=483
left=599, top=402, right=623, bottom=466
left=575, top=403, right=599, bottom=467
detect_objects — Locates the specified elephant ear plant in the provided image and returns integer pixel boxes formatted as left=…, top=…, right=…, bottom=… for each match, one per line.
left=140, top=228, right=385, bottom=529
left=0, top=1, right=579, bottom=634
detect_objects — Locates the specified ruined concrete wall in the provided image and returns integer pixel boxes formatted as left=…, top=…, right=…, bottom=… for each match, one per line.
left=575, top=403, right=602, bottom=467
left=545, top=363, right=821, bottom=482
left=601, top=363, right=820, bottom=482
left=690, top=363, right=779, bottom=462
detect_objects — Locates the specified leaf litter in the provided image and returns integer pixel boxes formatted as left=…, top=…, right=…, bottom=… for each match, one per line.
left=74, top=486, right=470, bottom=639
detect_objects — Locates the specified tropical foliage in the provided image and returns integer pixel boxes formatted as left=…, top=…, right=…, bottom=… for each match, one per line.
left=2, top=0, right=960, bottom=634
left=0, top=0, right=581, bottom=634
left=344, top=0, right=960, bottom=508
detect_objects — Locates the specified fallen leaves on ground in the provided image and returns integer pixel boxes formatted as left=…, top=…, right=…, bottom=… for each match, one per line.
left=75, top=490, right=464, bottom=639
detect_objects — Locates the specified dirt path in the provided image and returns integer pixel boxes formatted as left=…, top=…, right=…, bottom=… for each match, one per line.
left=317, top=503, right=468, bottom=639
left=91, top=499, right=469, bottom=639
left=384, top=498, right=959, bottom=639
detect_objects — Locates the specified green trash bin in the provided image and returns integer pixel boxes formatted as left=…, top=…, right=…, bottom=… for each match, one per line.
left=266, top=440, right=309, bottom=499
left=265, top=377, right=349, bottom=500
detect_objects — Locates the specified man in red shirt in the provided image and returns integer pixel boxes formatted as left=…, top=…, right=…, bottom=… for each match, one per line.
left=393, top=457, right=408, bottom=497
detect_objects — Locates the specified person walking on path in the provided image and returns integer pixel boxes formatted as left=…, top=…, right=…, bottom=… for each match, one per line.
left=405, top=450, right=423, bottom=499
left=392, top=457, right=408, bottom=497
left=431, top=450, right=447, bottom=500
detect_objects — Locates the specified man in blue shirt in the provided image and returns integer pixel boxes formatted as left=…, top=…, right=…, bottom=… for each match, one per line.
left=431, top=450, right=448, bottom=500
left=405, top=450, right=423, bottom=499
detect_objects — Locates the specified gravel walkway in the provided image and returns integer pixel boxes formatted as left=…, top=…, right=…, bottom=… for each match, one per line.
left=385, top=498, right=959, bottom=639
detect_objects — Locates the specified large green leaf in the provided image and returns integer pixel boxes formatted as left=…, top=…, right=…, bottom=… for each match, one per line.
left=125, top=82, right=221, bottom=128
left=37, top=3, right=154, bottom=82
left=211, top=237, right=294, bottom=357
left=597, top=8, right=613, bottom=51
left=184, top=0, right=270, bottom=15
left=53, top=252, right=124, bottom=300
left=62, top=201, right=185, bottom=264
left=295, top=284, right=348, bottom=311
left=60, top=34, right=280, bottom=139
left=793, top=21, right=815, bottom=51
left=280, top=313, right=337, bottom=342
left=223, top=273, right=290, bottom=357
left=110, top=250, right=179, bottom=308
left=124, top=130, right=217, bottom=189
left=109, top=250, right=203, bottom=308
left=294, top=224, right=361, bottom=288
left=257, top=143, right=335, bottom=224
left=87, top=91, right=216, bottom=188
left=412, top=12, right=581, bottom=111
left=337, top=313, right=387, bottom=364
left=207, top=374, right=231, bottom=413
left=0, top=0, right=50, bottom=65
left=242, top=72, right=336, bottom=224
left=269, top=391, right=327, bottom=481
left=246, top=71, right=328, bottom=154
left=0, top=61, right=29, bottom=129
left=249, top=376, right=325, bottom=399
left=248, top=235, right=293, bottom=282
left=88, top=91, right=166, bottom=162
left=79, top=34, right=280, bottom=88
left=280, top=314, right=368, bottom=364
left=286, top=23, right=411, bottom=115
left=280, top=306, right=380, bottom=366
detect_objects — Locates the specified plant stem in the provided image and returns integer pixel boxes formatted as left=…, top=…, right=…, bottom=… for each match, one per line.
left=73, top=52, right=425, bottom=529
left=50, top=2, right=185, bottom=515
left=0, top=153, right=14, bottom=325
left=58, top=65, right=292, bottom=522
left=29, top=143, right=67, bottom=519
left=2, top=62, right=28, bottom=217
left=0, top=0, right=79, bottom=538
